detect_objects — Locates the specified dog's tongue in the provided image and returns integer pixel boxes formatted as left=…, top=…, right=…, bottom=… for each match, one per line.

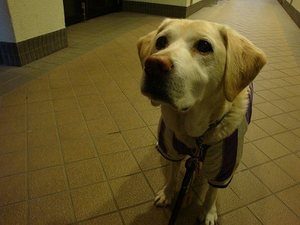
left=151, top=100, right=160, bottom=106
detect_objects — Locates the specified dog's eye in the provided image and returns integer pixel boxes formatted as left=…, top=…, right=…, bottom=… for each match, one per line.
left=156, top=36, right=168, bottom=50
left=196, top=40, right=213, bottom=53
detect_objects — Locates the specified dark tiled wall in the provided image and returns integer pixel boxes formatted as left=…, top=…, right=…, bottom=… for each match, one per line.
left=123, top=1, right=186, bottom=18
left=0, top=29, right=68, bottom=66
left=123, top=0, right=218, bottom=18
left=278, top=0, right=300, bottom=28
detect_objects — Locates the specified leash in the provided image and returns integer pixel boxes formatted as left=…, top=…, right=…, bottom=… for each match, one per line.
left=168, top=138, right=208, bottom=225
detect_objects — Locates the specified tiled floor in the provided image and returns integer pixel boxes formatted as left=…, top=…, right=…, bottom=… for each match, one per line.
left=0, top=0, right=300, bottom=224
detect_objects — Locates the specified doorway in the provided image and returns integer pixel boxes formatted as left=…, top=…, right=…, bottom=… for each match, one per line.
left=63, top=0, right=121, bottom=26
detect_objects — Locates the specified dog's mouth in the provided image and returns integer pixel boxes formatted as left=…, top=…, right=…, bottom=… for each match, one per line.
left=143, top=90, right=191, bottom=113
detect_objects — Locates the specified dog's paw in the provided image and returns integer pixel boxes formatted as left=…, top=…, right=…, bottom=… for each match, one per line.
left=199, top=208, right=218, bottom=225
left=154, top=186, right=174, bottom=207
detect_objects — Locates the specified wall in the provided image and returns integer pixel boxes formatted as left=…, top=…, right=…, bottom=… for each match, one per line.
left=6, top=0, right=65, bottom=42
left=0, top=0, right=15, bottom=42
left=291, top=0, right=300, bottom=12
left=0, top=0, right=67, bottom=66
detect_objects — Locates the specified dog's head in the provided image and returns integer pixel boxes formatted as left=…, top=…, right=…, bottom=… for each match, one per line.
left=137, top=19, right=266, bottom=112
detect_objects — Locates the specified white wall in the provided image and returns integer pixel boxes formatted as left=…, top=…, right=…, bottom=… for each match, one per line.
left=291, top=0, right=300, bottom=12
left=0, top=0, right=16, bottom=42
left=4, top=0, right=65, bottom=42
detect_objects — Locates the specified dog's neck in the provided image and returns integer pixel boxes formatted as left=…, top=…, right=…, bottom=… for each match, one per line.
left=161, top=88, right=249, bottom=145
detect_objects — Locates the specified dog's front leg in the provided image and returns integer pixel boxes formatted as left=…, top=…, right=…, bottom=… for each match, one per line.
left=154, top=161, right=181, bottom=207
left=199, top=185, right=218, bottom=225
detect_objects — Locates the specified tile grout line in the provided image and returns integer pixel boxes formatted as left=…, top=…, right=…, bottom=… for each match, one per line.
left=69, top=57, right=127, bottom=225
left=48, top=66, right=78, bottom=223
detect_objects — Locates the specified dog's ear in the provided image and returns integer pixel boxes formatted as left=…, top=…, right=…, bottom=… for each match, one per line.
left=220, top=26, right=266, bottom=101
left=137, top=30, right=156, bottom=65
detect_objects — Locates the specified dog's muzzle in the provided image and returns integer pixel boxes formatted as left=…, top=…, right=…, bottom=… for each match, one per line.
left=141, top=55, right=174, bottom=103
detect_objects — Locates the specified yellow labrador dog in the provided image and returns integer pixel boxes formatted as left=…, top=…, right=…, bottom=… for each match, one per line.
left=137, top=19, right=266, bottom=225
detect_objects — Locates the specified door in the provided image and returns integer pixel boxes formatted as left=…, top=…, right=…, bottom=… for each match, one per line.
left=63, top=0, right=121, bottom=26
left=63, top=0, right=83, bottom=26
left=85, top=0, right=121, bottom=20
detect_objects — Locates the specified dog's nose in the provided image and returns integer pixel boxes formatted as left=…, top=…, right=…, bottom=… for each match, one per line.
left=144, top=55, right=173, bottom=76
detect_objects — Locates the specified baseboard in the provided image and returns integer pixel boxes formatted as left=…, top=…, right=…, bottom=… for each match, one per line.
left=123, top=0, right=218, bottom=18
left=0, top=28, right=68, bottom=66
left=278, top=0, right=300, bottom=28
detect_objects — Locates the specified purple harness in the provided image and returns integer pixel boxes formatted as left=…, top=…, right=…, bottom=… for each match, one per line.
left=157, top=84, right=253, bottom=188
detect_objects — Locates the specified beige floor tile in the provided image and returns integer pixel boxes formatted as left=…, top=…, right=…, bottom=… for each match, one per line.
left=0, top=202, right=27, bottom=225
left=254, top=118, right=287, bottom=135
left=0, top=104, right=26, bottom=121
left=97, top=81, right=128, bottom=103
left=219, top=207, right=262, bottom=225
left=77, top=94, right=103, bottom=108
left=58, top=122, right=89, bottom=141
left=251, top=162, right=295, bottom=192
left=245, top=123, right=269, bottom=141
left=81, top=103, right=110, bottom=121
left=272, top=99, right=299, bottom=112
left=66, top=158, right=106, bottom=188
left=26, top=77, right=50, bottom=93
left=29, top=192, right=75, bottom=225
left=53, top=97, right=79, bottom=112
left=133, top=145, right=168, bottom=170
left=0, top=90, right=27, bottom=106
left=93, top=133, right=129, bottom=155
left=139, top=108, right=161, bottom=126
left=0, top=151, right=26, bottom=177
left=51, top=87, right=75, bottom=99
left=79, top=212, right=123, bottom=225
left=61, top=135, right=96, bottom=162
left=101, top=151, right=140, bottom=179
left=242, top=143, right=270, bottom=168
left=0, top=133, right=26, bottom=154
left=27, top=100, right=53, bottom=114
left=0, top=174, right=26, bottom=206
left=28, top=127, right=59, bottom=148
left=0, top=118, right=26, bottom=135
left=148, top=124, right=158, bottom=139
left=144, top=166, right=168, bottom=193
left=216, top=187, right=245, bottom=215
left=49, top=78, right=72, bottom=89
left=273, top=131, right=300, bottom=152
left=256, top=90, right=281, bottom=101
left=121, top=202, right=168, bottom=225
left=86, top=116, right=119, bottom=135
left=255, top=102, right=284, bottom=116
left=107, top=102, right=145, bottom=130
left=71, top=182, right=117, bottom=221
left=253, top=137, right=290, bottom=159
left=55, top=109, right=84, bottom=126
left=28, top=144, right=63, bottom=170
left=122, top=127, right=156, bottom=149
left=27, top=90, right=52, bottom=103
left=73, top=85, right=98, bottom=97
left=249, top=195, right=300, bottom=225
left=28, top=112, right=56, bottom=131
left=275, top=154, right=300, bottom=182
left=28, top=166, right=68, bottom=199
left=230, top=170, right=270, bottom=204
left=110, top=173, right=154, bottom=209
left=252, top=106, right=268, bottom=121
left=277, top=185, right=300, bottom=217
left=272, top=114, right=300, bottom=130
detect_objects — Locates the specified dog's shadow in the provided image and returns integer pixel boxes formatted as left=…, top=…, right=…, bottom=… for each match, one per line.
left=125, top=150, right=208, bottom=225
